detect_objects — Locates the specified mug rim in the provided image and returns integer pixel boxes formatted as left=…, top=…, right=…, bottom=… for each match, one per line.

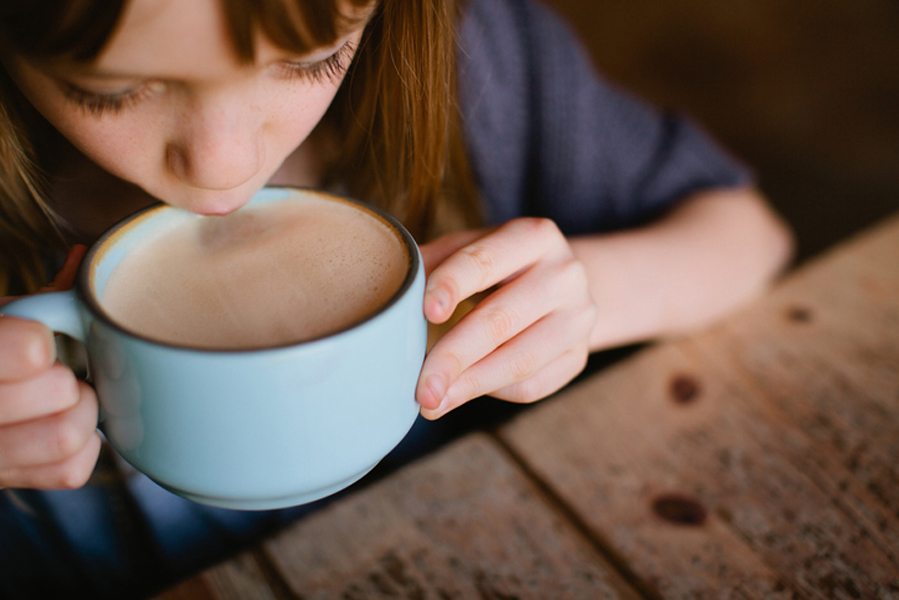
left=76, top=186, right=421, bottom=354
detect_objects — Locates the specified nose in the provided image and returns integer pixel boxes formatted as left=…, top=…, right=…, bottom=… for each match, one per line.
left=166, top=91, right=265, bottom=191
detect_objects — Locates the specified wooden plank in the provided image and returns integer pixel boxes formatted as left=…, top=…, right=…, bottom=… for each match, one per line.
left=154, top=552, right=279, bottom=600
left=153, top=575, right=218, bottom=600
left=257, top=433, right=641, bottom=599
left=499, top=345, right=805, bottom=598
left=692, top=213, right=899, bottom=553
left=498, top=215, right=899, bottom=598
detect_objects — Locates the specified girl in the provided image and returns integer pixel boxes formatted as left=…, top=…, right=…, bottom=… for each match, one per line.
left=0, top=0, right=793, bottom=596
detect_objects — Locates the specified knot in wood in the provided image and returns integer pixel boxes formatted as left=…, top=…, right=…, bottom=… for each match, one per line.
left=652, top=493, right=708, bottom=526
left=670, top=374, right=701, bottom=404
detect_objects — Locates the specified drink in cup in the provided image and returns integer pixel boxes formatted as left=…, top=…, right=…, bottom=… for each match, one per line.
left=2, top=187, right=426, bottom=510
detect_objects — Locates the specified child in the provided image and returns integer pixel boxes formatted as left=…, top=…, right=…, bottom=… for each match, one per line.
left=0, top=0, right=793, bottom=596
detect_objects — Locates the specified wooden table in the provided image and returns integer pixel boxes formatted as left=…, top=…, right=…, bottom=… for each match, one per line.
left=157, top=214, right=899, bottom=599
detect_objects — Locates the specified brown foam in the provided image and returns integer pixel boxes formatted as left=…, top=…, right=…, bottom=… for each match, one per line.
left=100, top=195, right=409, bottom=349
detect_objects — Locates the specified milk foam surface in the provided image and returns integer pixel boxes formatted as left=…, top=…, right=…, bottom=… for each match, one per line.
left=100, top=196, right=409, bottom=349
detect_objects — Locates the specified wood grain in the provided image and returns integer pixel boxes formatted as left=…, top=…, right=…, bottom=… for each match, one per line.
left=156, top=551, right=282, bottom=600
left=158, top=216, right=899, bottom=599
left=498, top=214, right=899, bottom=598
left=258, top=433, right=638, bottom=599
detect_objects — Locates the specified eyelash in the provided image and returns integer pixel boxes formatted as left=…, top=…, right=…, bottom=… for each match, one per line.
left=276, top=41, right=356, bottom=84
left=62, top=83, right=154, bottom=117
left=63, top=41, right=356, bottom=117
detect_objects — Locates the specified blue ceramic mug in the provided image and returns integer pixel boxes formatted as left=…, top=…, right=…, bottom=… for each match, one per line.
left=1, top=187, right=425, bottom=510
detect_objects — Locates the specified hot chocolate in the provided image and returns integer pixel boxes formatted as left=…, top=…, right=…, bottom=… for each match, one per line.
left=100, top=194, right=409, bottom=349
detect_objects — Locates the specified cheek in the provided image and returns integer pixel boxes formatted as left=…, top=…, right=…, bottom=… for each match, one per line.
left=269, top=85, right=340, bottom=146
left=8, top=69, right=162, bottom=180
left=35, top=99, right=164, bottom=183
left=64, top=122, right=160, bottom=179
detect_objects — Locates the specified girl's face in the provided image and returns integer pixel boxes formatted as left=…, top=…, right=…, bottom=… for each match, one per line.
left=5, top=0, right=370, bottom=216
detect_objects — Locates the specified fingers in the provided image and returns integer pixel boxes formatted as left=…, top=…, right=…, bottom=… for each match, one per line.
left=0, top=380, right=100, bottom=489
left=0, top=362, right=81, bottom=424
left=417, top=218, right=597, bottom=419
left=0, top=379, right=98, bottom=468
left=418, top=259, right=580, bottom=406
left=0, top=245, right=97, bottom=490
left=420, top=348, right=588, bottom=420
left=419, top=230, right=486, bottom=275
left=490, top=347, right=589, bottom=403
left=0, top=431, right=102, bottom=490
left=419, top=310, right=591, bottom=419
left=0, top=242, right=81, bottom=379
left=423, top=219, right=566, bottom=324
left=0, top=317, right=57, bottom=381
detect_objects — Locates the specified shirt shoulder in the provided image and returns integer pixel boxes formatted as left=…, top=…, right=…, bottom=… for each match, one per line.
left=458, top=0, right=754, bottom=234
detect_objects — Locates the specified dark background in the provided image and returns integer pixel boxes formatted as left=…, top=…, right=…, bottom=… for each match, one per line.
left=382, top=0, right=899, bottom=467
left=543, top=0, right=899, bottom=263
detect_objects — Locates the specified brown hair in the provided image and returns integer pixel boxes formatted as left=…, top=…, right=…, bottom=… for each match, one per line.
left=0, top=0, right=479, bottom=293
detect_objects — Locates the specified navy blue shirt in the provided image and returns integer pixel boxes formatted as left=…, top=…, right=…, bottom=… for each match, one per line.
left=459, top=0, right=753, bottom=234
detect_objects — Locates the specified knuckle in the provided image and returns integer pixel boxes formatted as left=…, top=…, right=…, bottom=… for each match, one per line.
left=558, top=257, right=589, bottom=291
left=21, top=320, right=55, bottom=367
left=47, top=364, right=80, bottom=407
left=428, top=347, right=465, bottom=382
left=57, top=460, right=93, bottom=490
left=518, top=217, right=561, bottom=243
left=442, top=349, right=465, bottom=377
left=583, top=303, right=599, bottom=331
left=51, top=414, right=86, bottom=460
left=504, top=378, right=542, bottom=404
left=566, top=256, right=589, bottom=283
left=460, top=243, right=497, bottom=285
left=569, top=347, right=590, bottom=376
left=484, top=306, right=516, bottom=346
left=455, top=370, right=483, bottom=401
left=576, top=299, right=598, bottom=331
left=56, top=435, right=99, bottom=490
left=78, top=382, right=99, bottom=412
left=508, top=348, right=538, bottom=381
left=57, top=434, right=101, bottom=490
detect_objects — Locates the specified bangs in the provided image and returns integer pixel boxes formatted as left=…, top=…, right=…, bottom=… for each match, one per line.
left=0, top=0, right=377, bottom=63
left=222, top=0, right=378, bottom=62
left=0, top=0, right=127, bottom=60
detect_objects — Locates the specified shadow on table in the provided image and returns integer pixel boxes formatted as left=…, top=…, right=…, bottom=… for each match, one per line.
left=364, top=342, right=645, bottom=487
left=150, top=344, right=645, bottom=598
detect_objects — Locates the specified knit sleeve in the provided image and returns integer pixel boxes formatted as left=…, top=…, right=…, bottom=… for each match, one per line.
left=457, top=0, right=754, bottom=235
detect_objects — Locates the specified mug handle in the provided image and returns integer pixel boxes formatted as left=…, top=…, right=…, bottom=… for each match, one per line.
left=1, top=290, right=86, bottom=343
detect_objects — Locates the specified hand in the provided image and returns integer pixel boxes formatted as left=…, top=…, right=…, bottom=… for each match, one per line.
left=416, top=218, right=597, bottom=419
left=0, top=245, right=101, bottom=490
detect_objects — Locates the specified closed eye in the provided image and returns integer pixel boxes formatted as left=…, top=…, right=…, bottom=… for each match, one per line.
left=62, top=81, right=160, bottom=117
left=58, top=40, right=356, bottom=117
left=275, top=41, right=356, bottom=84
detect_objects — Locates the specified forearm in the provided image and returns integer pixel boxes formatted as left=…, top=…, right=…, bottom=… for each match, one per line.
left=570, top=187, right=794, bottom=352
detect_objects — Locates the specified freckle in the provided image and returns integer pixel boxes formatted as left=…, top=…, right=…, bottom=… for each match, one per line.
left=786, top=305, right=813, bottom=323
left=670, top=374, right=701, bottom=404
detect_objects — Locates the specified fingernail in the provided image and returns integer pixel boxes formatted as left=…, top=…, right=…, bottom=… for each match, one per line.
left=429, top=289, right=450, bottom=316
left=429, top=393, right=456, bottom=420
left=28, top=329, right=55, bottom=368
left=426, top=374, right=446, bottom=405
